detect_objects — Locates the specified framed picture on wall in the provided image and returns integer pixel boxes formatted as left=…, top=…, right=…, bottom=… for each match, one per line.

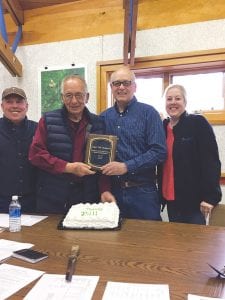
left=39, top=65, right=86, bottom=116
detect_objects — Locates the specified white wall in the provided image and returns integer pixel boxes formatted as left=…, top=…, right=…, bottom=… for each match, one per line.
left=0, top=18, right=225, bottom=204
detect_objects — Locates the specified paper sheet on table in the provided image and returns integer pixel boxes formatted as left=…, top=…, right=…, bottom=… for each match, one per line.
left=0, top=249, right=13, bottom=262
left=0, top=263, right=44, bottom=300
left=24, top=274, right=99, bottom=300
left=20, top=214, right=48, bottom=226
left=102, top=282, right=170, bottom=300
left=0, top=239, right=34, bottom=262
left=188, top=294, right=224, bottom=300
left=0, top=214, right=48, bottom=227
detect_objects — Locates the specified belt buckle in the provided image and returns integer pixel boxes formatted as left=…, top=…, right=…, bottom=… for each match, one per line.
left=124, top=181, right=129, bottom=188
left=120, top=181, right=129, bottom=188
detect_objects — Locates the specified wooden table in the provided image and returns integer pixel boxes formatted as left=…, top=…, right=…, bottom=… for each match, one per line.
left=1, top=216, right=225, bottom=300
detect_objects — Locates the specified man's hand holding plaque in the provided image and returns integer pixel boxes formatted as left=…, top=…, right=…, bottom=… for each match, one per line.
left=85, top=134, right=117, bottom=171
left=101, top=161, right=128, bottom=176
left=64, top=162, right=96, bottom=177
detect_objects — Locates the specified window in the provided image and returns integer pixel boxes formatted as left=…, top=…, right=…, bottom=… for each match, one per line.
left=135, top=77, right=163, bottom=112
left=133, top=71, right=225, bottom=116
left=172, top=72, right=225, bottom=112
left=97, top=48, right=225, bottom=124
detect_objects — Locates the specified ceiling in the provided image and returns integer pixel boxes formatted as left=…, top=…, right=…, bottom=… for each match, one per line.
left=1, top=0, right=137, bottom=76
left=5, top=0, right=80, bottom=11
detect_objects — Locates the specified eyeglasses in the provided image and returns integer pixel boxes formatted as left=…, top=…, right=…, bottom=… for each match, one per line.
left=63, top=92, right=86, bottom=102
left=111, top=80, right=133, bottom=87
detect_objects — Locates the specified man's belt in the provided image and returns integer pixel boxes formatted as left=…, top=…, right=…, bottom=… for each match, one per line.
left=120, top=180, right=149, bottom=188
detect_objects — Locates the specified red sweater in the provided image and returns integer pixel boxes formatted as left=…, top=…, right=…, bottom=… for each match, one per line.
left=162, top=124, right=175, bottom=201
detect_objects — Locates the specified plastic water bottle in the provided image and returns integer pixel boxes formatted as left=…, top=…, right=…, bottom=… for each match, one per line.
left=9, top=195, right=21, bottom=232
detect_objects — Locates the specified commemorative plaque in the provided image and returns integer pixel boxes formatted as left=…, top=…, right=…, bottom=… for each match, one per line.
left=85, top=134, right=117, bottom=171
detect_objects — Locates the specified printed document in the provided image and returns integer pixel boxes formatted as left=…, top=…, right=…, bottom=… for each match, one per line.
left=0, top=214, right=47, bottom=227
left=102, top=282, right=170, bottom=300
left=0, top=263, right=44, bottom=300
left=24, top=274, right=99, bottom=300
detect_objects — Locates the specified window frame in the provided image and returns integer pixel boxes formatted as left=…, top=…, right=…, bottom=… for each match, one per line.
left=96, top=48, right=225, bottom=124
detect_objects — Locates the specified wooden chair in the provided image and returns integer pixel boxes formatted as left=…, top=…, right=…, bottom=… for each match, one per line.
left=209, top=204, right=225, bottom=226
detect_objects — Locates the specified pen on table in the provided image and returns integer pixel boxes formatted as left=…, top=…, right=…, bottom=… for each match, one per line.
left=65, top=245, right=80, bottom=282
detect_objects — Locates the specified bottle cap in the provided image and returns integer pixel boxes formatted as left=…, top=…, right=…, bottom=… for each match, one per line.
left=12, top=195, right=19, bottom=201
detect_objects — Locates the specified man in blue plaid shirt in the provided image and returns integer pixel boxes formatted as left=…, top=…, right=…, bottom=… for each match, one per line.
left=101, top=66, right=167, bottom=220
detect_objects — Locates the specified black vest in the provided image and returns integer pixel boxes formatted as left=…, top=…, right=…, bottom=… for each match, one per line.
left=0, top=117, right=37, bottom=212
left=36, top=107, right=105, bottom=213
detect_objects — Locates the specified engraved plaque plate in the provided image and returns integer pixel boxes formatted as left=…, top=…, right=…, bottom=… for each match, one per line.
left=85, top=134, right=117, bottom=171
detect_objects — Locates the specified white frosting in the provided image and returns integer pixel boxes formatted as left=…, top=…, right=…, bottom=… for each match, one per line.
left=63, top=202, right=120, bottom=229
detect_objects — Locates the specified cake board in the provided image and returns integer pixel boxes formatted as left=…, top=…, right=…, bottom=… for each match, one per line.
left=57, top=215, right=122, bottom=231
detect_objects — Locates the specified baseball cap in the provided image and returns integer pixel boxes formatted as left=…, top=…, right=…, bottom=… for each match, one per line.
left=2, top=87, right=27, bottom=100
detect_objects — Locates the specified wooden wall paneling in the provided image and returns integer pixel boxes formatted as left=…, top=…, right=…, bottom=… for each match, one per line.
left=202, top=111, right=225, bottom=125
left=123, top=0, right=129, bottom=65
left=129, top=0, right=138, bottom=66
left=96, top=65, right=102, bottom=114
left=3, top=0, right=225, bottom=46
left=6, top=0, right=124, bottom=46
left=3, top=0, right=24, bottom=25
left=18, top=0, right=77, bottom=11
left=0, top=0, right=22, bottom=76
left=0, top=34, right=22, bottom=76
left=138, top=0, right=225, bottom=31
left=123, top=0, right=138, bottom=66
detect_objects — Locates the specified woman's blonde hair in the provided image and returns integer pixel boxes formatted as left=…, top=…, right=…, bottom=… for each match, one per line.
left=163, top=84, right=187, bottom=104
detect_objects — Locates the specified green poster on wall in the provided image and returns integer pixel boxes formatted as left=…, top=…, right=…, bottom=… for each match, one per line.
left=40, top=65, right=86, bottom=115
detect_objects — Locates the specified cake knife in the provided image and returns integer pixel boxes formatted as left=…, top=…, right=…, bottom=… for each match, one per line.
left=65, top=245, right=80, bottom=282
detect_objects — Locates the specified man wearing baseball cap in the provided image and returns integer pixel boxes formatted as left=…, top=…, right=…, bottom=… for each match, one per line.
left=0, top=87, right=37, bottom=212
